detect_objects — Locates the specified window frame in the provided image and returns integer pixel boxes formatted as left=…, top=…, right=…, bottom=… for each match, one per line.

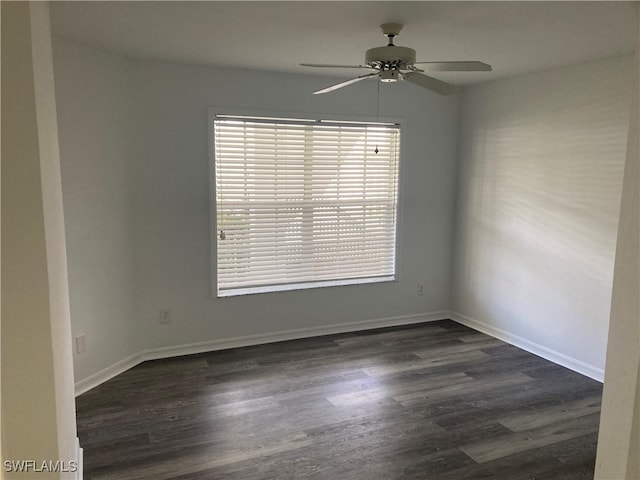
left=208, top=107, right=405, bottom=298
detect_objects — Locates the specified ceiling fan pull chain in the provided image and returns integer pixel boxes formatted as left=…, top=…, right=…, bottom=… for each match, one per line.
left=375, top=78, right=380, bottom=154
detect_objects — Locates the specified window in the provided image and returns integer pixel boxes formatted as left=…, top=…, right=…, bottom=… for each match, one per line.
left=211, top=113, right=401, bottom=297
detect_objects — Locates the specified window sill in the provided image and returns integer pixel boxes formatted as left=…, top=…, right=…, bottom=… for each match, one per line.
left=217, top=275, right=396, bottom=298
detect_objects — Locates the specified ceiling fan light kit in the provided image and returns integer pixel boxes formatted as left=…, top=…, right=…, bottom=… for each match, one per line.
left=366, top=23, right=416, bottom=74
left=380, top=70, right=400, bottom=82
left=301, top=23, right=491, bottom=95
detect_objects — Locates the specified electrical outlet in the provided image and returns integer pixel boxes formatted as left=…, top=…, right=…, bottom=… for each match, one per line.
left=417, top=283, right=424, bottom=296
left=75, top=334, right=86, bottom=354
left=159, top=309, right=171, bottom=324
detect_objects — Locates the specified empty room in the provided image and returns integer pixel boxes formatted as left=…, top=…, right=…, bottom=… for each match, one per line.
left=2, top=1, right=638, bottom=480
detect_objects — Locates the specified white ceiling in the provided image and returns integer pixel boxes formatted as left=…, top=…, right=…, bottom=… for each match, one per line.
left=50, top=1, right=638, bottom=86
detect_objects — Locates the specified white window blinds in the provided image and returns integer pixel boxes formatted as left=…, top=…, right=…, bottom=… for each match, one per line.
left=213, top=115, right=400, bottom=296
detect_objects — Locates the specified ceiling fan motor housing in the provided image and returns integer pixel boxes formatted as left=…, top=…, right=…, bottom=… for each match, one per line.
left=365, top=46, right=417, bottom=70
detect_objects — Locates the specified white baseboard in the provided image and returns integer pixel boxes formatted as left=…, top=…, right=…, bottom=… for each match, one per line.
left=74, top=352, right=143, bottom=396
left=74, top=311, right=604, bottom=395
left=141, top=311, right=448, bottom=361
left=450, top=311, right=604, bottom=382
left=75, top=311, right=448, bottom=396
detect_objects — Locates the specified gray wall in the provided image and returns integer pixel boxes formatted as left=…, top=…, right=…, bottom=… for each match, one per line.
left=131, top=59, right=459, bottom=351
left=53, top=38, right=633, bottom=388
left=54, top=41, right=139, bottom=382
left=451, top=56, right=633, bottom=379
left=53, top=40, right=460, bottom=385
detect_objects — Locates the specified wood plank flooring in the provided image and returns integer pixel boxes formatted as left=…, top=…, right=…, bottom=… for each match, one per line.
left=76, top=320, right=603, bottom=480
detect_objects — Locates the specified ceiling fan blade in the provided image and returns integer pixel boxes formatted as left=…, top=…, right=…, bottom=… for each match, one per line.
left=301, top=63, right=373, bottom=69
left=413, top=61, right=492, bottom=72
left=313, top=73, right=379, bottom=95
left=402, top=72, right=459, bottom=96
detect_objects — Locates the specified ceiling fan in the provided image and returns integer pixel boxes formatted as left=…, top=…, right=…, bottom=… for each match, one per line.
left=301, top=23, right=491, bottom=95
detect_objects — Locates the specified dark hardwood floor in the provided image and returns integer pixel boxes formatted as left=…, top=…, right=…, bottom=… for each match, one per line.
left=76, top=320, right=603, bottom=480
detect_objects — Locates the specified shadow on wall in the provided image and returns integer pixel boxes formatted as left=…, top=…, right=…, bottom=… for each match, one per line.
left=455, top=57, right=631, bottom=371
